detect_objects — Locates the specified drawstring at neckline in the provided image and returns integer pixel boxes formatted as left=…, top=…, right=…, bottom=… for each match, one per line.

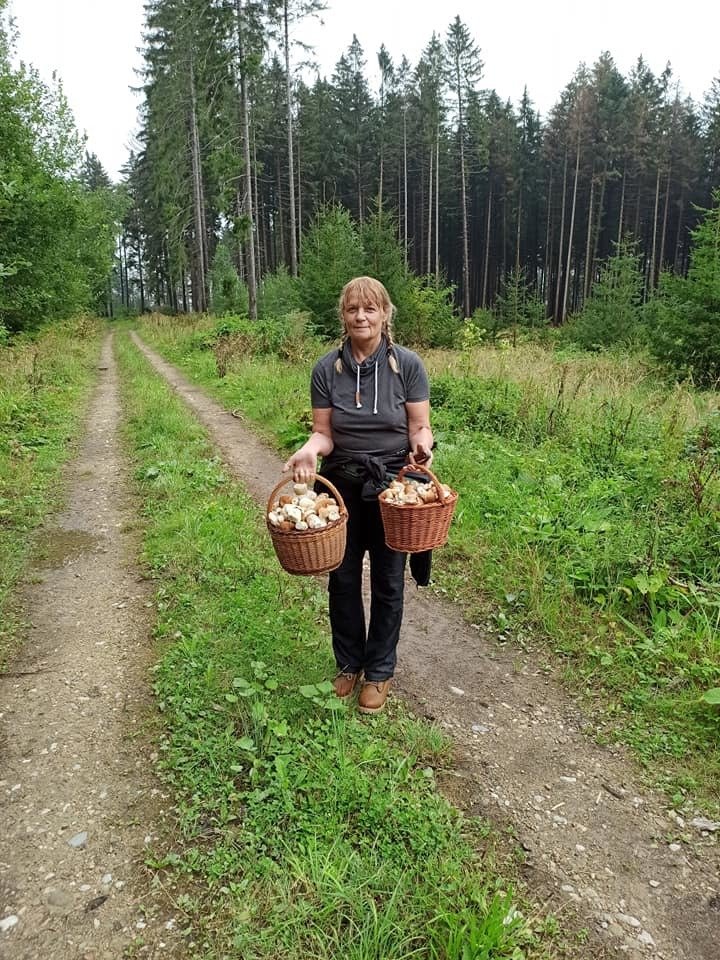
left=354, top=358, right=379, bottom=415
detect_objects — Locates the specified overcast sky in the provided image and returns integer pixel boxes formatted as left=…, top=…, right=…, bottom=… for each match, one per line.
left=9, top=0, right=720, bottom=181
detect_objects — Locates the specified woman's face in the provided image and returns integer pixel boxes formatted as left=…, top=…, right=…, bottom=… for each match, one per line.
left=343, top=296, right=385, bottom=352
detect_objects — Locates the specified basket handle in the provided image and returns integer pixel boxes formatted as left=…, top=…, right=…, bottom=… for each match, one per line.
left=393, top=462, right=453, bottom=500
left=266, top=473, right=347, bottom=516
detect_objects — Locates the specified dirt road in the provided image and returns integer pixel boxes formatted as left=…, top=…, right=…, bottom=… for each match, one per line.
left=0, top=336, right=179, bottom=959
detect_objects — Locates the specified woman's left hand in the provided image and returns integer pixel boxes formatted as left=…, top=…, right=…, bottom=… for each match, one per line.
left=409, top=443, right=433, bottom=467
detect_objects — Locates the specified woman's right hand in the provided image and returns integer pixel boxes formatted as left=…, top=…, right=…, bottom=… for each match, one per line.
left=283, top=447, right=317, bottom=484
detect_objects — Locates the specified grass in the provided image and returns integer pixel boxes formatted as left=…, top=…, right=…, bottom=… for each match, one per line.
left=136, top=313, right=720, bottom=812
left=0, top=316, right=102, bottom=665
left=116, top=328, right=566, bottom=959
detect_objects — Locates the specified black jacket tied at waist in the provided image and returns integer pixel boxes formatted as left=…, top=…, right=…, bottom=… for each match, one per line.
left=319, top=450, right=432, bottom=587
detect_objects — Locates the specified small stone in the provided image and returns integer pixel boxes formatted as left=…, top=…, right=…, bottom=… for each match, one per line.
left=0, top=916, right=19, bottom=933
left=101, top=873, right=112, bottom=885
left=68, top=831, right=88, bottom=849
left=669, top=842, right=682, bottom=852
left=637, top=930, right=656, bottom=946
left=471, top=724, right=489, bottom=734
left=575, top=844, right=586, bottom=853
left=449, top=686, right=465, bottom=696
left=45, top=888, right=73, bottom=910
left=649, top=880, right=660, bottom=888
left=617, top=913, right=641, bottom=929
left=690, top=817, right=720, bottom=832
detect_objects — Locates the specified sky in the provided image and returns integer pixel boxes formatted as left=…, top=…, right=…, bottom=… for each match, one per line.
left=9, top=0, right=720, bottom=182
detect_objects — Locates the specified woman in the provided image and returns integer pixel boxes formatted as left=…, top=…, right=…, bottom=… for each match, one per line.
left=284, top=276, right=434, bottom=714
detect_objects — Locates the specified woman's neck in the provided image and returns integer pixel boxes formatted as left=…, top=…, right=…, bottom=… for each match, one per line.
left=350, top=335, right=382, bottom=364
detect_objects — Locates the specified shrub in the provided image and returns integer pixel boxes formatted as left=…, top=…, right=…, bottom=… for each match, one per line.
left=258, top=265, right=301, bottom=319
left=394, top=275, right=459, bottom=348
left=564, top=238, right=644, bottom=350
left=209, top=242, right=248, bottom=316
left=299, top=205, right=364, bottom=337
left=647, top=193, right=720, bottom=386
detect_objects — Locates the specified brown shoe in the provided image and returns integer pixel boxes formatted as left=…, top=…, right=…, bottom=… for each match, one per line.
left=333, top=671, right=361, bottom=700
left=358, top=679, right=392, bottom=714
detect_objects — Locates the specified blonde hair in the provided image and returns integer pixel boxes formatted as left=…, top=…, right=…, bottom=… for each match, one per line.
left=335, top=276, right=399, bottom=373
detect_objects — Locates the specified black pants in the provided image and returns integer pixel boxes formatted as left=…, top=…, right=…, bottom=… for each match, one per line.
left=324, top=471, right=407, bottom=681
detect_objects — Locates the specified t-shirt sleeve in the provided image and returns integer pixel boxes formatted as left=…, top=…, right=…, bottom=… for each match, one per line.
left=310, top=358, right=332, bottom=408
left=402, top=350, right=430, bottom=402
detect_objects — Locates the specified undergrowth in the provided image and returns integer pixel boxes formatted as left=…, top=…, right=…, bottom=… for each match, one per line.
left=137, top=313, right=720, bottom=811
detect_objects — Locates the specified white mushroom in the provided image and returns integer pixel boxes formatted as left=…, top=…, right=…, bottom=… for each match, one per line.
left=283, top=504, right=303, bottom=523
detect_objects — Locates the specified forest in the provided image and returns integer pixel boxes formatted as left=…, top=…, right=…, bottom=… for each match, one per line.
left=2, top=0, right=720, bottom=369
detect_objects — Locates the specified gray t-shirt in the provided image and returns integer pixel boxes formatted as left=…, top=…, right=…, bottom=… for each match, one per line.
left=311, top=338, right=429, bottom=459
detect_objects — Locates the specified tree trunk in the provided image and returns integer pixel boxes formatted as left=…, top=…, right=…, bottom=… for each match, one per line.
left=455, top=65, right=471, bottom=316
left=427, top=145, right=433, bottom=278
left=542, top=169, right=553, bottom=302
left=283, top=2, right=298, bottom=276
left=119, top=236, right=127, bottom=309
left=236, top=0, right=257, bottom=319
left=658, top=165, right=672, bottom=277
left=482, top=180, right=493, bottom=308
left=403, top=107, right=408, bottom=271
left=297, top=134, right=302, bottom=263
left=648, top=166, right=661, bottom=293
left=673, top=187, right=685, bottom=271
left=591, top=163, right=607, bottom=280
left=275, top=151, right=287, bottom=268
left=561, top=132, right=581, bottom=322
left=515, top=182, right=523, bottom=274
left=188, top=57, right=208, bottom=313
left=435, top=131, right=440, bottom=285
left=136, top=240, right=146, bottom=313
left=252, top=124, right=263, bottom=279
left=617, top=166, right=626, bottom=245
left=553, top=149, right=569, bottom=323
left=583, top=172, right=595, bottom=301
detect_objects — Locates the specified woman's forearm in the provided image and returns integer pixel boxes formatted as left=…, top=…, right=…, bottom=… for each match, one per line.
left=409, top=424, right=434, bottom=451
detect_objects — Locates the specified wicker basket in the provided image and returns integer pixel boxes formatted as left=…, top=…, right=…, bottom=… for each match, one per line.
left=266, top=473, right=347, bottom=575
left=378, top=463, right=457, bottom=553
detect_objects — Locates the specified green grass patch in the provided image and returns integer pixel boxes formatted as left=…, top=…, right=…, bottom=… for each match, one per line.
left=137, top=315, right=720, bottom=811
left=117, top=329, right=563, bottom=959
left=0, top=317, right=102, bottom=665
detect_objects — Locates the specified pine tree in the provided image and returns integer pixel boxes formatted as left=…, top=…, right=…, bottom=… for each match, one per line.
left=445, top=17, right=483, bottom=317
